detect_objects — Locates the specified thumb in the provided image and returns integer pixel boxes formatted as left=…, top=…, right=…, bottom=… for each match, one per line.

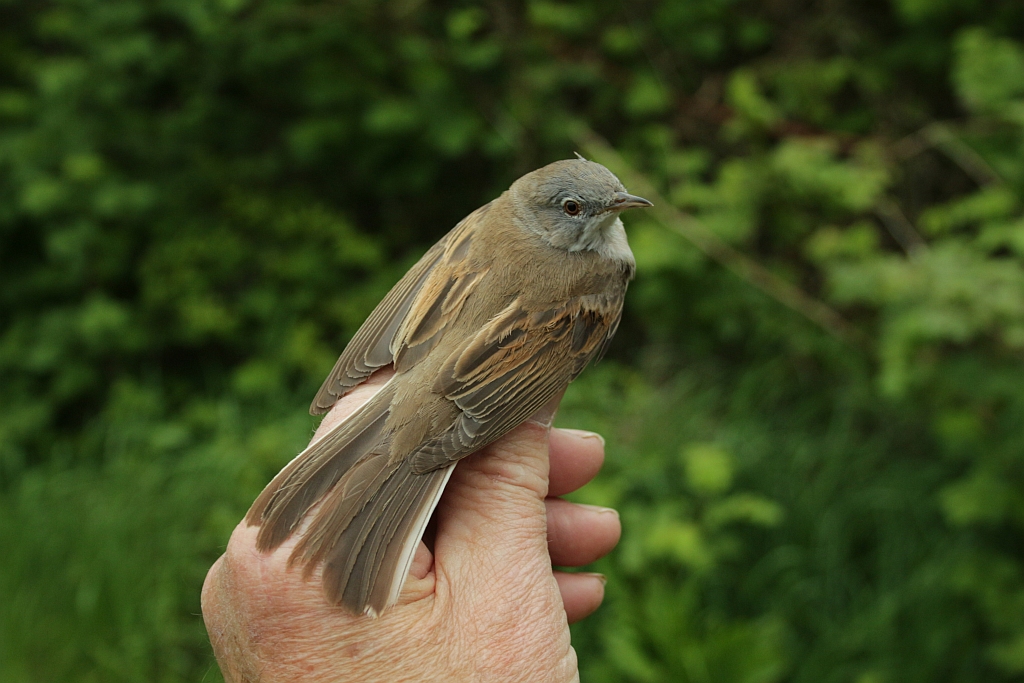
left=432, top=392, right=564, bottom=590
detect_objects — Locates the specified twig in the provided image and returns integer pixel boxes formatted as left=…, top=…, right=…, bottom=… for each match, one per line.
left=573, top=127, right=866, bottom=348
left=894, top=122, right=1003, bottom=187
left=874, top=198, right=928, bottom=257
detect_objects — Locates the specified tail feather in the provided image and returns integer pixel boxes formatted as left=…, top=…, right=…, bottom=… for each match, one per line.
left=373, top=462, right=455, bottom=611
left=316, top=459, right=452, bottom=614
left=245, top=381, right=396, bottom=551
left=289, top=453, right=399, bottom=571
left=324, top=461, right=428, bottom=608
left=343, top=462, right=450, bottom=613
left=245, top=380, right=456, bottom=615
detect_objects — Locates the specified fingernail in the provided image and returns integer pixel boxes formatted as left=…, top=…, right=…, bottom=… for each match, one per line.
left=577, top=503, right=619, bottom=517
left=580, top=572, right=607, bottom=586
left=560, top=429, right=605, bottom=447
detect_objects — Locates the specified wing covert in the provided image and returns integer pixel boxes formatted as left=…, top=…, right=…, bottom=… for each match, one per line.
left=310, top=203, right=491, bottom=414
left=409, top=290, right=625, bottom=473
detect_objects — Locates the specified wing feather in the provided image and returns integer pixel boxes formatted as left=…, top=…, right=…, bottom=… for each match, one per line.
left=410, top=290, right=624, bottom=473
left=310, top=203, right=492, bottom=414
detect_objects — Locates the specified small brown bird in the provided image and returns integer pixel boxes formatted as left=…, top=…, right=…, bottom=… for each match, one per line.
left=245, top=157, right=652, bottom=616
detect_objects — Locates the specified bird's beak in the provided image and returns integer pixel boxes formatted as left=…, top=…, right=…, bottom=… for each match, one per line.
left=608, top=191, right=654, bottom=212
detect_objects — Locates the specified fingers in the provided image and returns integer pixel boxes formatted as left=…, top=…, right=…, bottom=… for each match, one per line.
left=546, top=433, right=617, bottom=623
left=303, top=370, right=618, bottom=627
left=548, top=428, right=605, bottom=497
left=546, top=498, right=620, bottom=566
left=555, top=572, right=606, bottom=624
left=436, top=419, right=552, bottom=561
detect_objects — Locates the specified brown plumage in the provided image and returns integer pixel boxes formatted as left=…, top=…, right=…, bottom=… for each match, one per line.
left=245, top=158, right=651, bottom=615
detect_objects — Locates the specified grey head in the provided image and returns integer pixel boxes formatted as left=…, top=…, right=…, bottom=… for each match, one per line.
left=508, top=158, right=653, bottom=257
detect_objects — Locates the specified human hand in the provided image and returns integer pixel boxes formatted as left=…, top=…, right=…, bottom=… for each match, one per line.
left=201, top=368, right=621, bottom=683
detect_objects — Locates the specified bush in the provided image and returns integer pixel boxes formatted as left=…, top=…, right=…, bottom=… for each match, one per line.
left=2, top=0, right=1023, bottom=680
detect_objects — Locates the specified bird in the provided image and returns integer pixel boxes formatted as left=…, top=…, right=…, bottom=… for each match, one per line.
left=245, top=157, right=652, bottom=616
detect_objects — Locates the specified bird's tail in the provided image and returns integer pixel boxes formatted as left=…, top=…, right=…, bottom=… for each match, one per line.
left=245, top=382, right=455, bottom=615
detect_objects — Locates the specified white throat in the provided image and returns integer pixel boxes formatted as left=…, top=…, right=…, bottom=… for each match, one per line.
left=569, top=214, right=635, bottom=264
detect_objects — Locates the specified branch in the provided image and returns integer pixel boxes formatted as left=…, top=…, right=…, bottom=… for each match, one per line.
left=573, top=128, right=865, bottom=348
left=874, top=197, right=928, bottom=257
left=894, top=122, right=1003, bottom=188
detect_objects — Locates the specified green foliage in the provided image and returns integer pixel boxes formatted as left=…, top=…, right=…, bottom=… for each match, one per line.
left=3, top=0, right=1024, bottom=681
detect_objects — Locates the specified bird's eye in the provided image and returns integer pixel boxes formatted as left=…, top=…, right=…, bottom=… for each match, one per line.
left=562, top=199, right=582, bottom=216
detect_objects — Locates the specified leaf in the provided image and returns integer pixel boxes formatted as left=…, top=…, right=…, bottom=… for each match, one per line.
left=954, top=29, right=1024, bottom=114
left=683, top=443, right=734, bottom=495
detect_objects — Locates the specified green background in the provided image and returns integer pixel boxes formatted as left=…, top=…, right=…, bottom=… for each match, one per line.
left=2, top=0, right=1024, bottom=680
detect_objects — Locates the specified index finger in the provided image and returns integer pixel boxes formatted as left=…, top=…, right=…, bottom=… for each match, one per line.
left=548, top=428, right=605, bottom=497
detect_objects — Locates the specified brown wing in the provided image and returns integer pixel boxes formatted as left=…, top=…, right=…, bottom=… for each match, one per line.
left=409, top=289, right=626, bottom=474
left=310, top=203, right=491, bottom=414
left=251, top=200, right=492, bottom=568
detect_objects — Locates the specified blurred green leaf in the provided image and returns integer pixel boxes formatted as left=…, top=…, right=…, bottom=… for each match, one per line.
left=954, top=28, right=1024, bottom=114
left=684, top=443, right=734, bottom=495
left=4, top=1, right=1024, bottom=682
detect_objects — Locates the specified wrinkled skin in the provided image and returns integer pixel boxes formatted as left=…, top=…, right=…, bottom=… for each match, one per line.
left=202, top=368, right=621, bottom=683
